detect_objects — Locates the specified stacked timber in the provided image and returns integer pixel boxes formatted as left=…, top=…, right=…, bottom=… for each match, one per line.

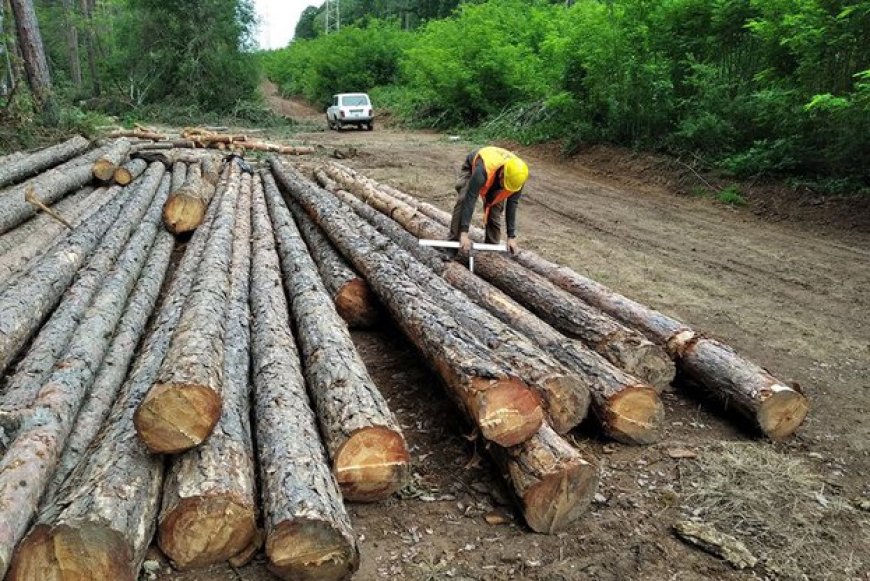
left=262, top=171, right=410, bottom=501
left=134, top=161, right=241, bottom=453
left=314, top=169, right=663, bottom=444
left=285, top=196, right=379, bottom=328
left=328, top=163, right=809, bottom=440
left=113, top=157, right=148, bottom=185
left=9, top=173, right=227, bottom=580
left=0, top=167, right=169, bottom=577
left=92, top=138, right=132, bottom=181
left=0, top=135, right=90, bottom=189
left=162, top=161, right=218, bottom=234
left=157, top=173, right=257, bottom=569
left=249, top=173, right=359, bottom=580
left=270, top=161, right=544, bottom=448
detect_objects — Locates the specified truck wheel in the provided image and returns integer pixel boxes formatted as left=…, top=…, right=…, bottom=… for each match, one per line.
left=366, top=122, right=373, bottom=131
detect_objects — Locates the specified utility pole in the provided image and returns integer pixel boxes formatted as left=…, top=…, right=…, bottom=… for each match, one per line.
left=325, top=0, right=339, bottom=34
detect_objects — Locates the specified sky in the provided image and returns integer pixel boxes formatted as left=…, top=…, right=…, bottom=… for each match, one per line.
left=254, top=0, right=315, bottom=50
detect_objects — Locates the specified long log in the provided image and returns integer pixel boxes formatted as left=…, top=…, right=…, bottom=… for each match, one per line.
left=170, top=161, right=187, bottom=191
left=250, top=175, right=359, bottom=580
left=271, top=160, right=543, bottom=447
left=162, top=161, right=217, bottom=235
left=0, top=144, right=112, bottom=234
left=491, top=424, right=599, bottom=533
left=262, top=172, right=410, bottom=502
left=323, top=165, right=675, bottom=391
left=0, top=167, right=162, bottom=418
left=134, top=161, right=240, bottom=453
left=157, top=172, right=257, bottom=569
left=341, top=165, right=809, bottom=438
left=285, top=197, right=379, bottom=328
left=0, top=135, right=90, bottom=189
left=44, top=223, right=175, bottom=501
left=113, top=157, right=147, bottom=186
left=92, top=138, right=131, bottom=181
left=8, top=180, right=225, bottom=581
left=0, top=181, right=130, bottom=375
left=0, top=170, right=169, bottom=578
left=315, top=170, right=662, bottom=444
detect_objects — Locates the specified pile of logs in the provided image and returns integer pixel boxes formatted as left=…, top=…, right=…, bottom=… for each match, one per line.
left=0, top=134, right=809, bottom=580
left=108, top=126, right=315, bottom=155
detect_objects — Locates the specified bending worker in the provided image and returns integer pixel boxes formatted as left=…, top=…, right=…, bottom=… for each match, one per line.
left=448, top=146, right=529, bottom=254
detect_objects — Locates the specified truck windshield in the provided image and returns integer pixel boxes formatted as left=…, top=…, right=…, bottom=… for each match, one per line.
left=341, top=95, right=369, bottom=106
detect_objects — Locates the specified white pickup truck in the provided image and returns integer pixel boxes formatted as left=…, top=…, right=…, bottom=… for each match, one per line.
left=326, top=93, right=374, bottom=131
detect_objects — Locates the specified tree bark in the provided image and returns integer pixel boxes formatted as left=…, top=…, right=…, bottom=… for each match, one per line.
left=270, top=160, right=543, bottom=448
left=0, top=166, right=162, bottom=417
left=0, top=171, right=169, bottom=578
left=162, top=161, right=217, bottom=235
left=490, top=424, right=599, bottom=534
left=262, top=171, right=410, bottom=502
left=8, top=179, right=225, bottom=581
left=0, top=181, right=127, bottom=375
left=8, top=0, right=55, bottom=122
left=285, top=196, right=379, bottom=328
left=314, top=170, right=662, bottom=444
left=134, top=162, right=240, bottom=453
left=0, top=144, right=112, bottom=234
left=92, top=138, right=131, bottom=181
left=0, top=135, right=89, bottom=189
left=323, top=165, right=675, bottom=391
left=157, top=173, right=256, bottom=569
left=44, top=222, right=175, bottom=502
left=61, top=0, right=80, bottom=87
left=112, top=157, right=147, bottom=186
left=170, top=161, right=187, bottom=190
left=78, top=0, right=98, bottom=95
left=250, top=174, right=359, bottom=581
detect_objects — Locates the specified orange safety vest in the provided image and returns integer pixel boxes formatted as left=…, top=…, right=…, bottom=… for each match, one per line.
left=472, top=147, right=522, bottom=221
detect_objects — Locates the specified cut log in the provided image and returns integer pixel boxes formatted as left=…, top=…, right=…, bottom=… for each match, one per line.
left=270, top=160, right=543, bottom=447
left=0, top=166, right=162, bottom=416
left=0, top=183, right=129, bottom=375
left=113, top=157, right=147, bottom=185
left=491, top=424, right=599, bottom=534
left=323, top=165, right=675, bottom=391
left=250, top=175, right=359, bottom=580
left=8, top=181, right=226, bottom=581
left=0, top=170, right=169, bottom=578
left=134, top=161, right=240, bottom=453
left=157, top=172, right=257, bottom=570
left=92, top=138, right=131, bottom=181
left=0, top=144, right=113, bottom=235
left=285, top=197, right=379, bottom=328
left=314, top=170, right=662, bottom=443
left=45, top=225, right=175, bottom=501
left=170, top=161, right=187, bottom=191
left=0, top=135, right=89, bottom=189
left=162, top=162, right=217, bottom=235
left=107, top=129, right=165, bottom=141
left=262, top=172, right=410, bottom=502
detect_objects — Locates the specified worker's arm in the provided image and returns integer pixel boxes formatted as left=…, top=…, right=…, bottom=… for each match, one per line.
left=505, top=191, right=522, bottom=238
left=458, top=161, right=488, bottom=233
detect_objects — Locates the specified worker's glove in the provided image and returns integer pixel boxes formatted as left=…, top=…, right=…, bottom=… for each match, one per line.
left=507, top=237, right=518, bottom=255
left=459, top=232, right=471, bottom=253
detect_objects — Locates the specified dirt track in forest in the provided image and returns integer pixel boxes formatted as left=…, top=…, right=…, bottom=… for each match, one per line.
left=157, top=84, right=869, bottom=580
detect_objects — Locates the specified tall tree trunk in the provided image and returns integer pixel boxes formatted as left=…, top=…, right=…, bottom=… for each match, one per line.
left=79, top=0, right=98, bottom=95
left=8, top=0, right=55, bottom=122
left=62, top=0, right=80, bottom=87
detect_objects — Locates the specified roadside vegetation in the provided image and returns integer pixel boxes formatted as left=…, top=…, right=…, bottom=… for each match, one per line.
left=263, top=0, right=870, bottom=190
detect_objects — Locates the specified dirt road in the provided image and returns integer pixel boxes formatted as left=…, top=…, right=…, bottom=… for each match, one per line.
left=160, top=87, right=869, bottom=580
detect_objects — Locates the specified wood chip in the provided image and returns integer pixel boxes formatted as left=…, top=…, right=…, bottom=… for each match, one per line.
left=673, top=520, right=757, bottom=569
left=484, top=510, right=511, bottom=525
left=668, top=448, right=698, bottom=459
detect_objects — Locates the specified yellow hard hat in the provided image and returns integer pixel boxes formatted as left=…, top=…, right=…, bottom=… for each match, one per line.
left=503, top=158, right=529, bottom=192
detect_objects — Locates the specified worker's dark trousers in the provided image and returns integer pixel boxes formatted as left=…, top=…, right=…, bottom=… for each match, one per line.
left=448, top=154, right=505, bottom=244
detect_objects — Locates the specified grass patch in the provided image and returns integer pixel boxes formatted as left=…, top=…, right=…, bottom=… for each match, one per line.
left=717, top=184, right=748, bottom=206
left=679, top=442, right=867, bottom=579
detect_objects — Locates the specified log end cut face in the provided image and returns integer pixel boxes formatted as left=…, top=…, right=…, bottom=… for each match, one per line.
left=334, top=278, right=379, bottom=329
left=758, top=388, right=809, bottom=440
left=163, top=196, right=207, bottom=235
left=334, top=426, right=411, bottom=503
left=93, top=160, right=118, bottom=182
left=158, top=496, right=257, bottom=570
left=522, top=459, right=599, bottom=534
left=605, top=386, right=665, bottom=446
left=8, top=524, right=134, bottom=581
left=134, top=383, right=222, bottom=454
left=541, top=375, right=591, bottom=435
left=473, top=378, right=543, bottom=448
left=607, top=336, right=676, bottom=392
left=267, top=519, right=359, bottom=581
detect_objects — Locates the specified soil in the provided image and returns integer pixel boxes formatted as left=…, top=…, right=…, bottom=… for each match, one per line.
left=153, top=85, right=869, bottom=580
